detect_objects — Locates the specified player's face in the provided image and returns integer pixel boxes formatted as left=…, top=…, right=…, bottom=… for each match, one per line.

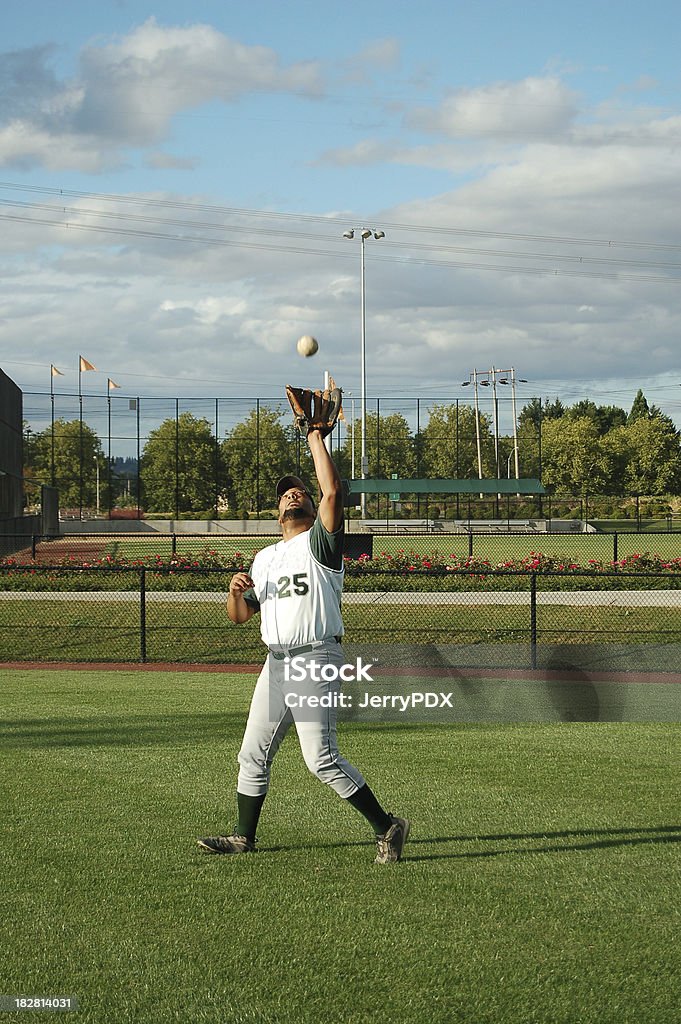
left=278, top=487, right=315, bottom=523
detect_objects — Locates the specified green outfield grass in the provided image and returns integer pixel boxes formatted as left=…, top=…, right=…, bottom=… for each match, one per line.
left=2, top=669, right=680, bottom=1023
left=2, top=597, right=681, bottom=663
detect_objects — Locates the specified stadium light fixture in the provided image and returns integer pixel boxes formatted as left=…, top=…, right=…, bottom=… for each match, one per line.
left=461, top=370, right=484, bottom=479
left=342, top=226, right=385, bottom=516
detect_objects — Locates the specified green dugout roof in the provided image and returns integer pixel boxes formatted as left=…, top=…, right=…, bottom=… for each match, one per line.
left=344, top=478, right=545, bottom=497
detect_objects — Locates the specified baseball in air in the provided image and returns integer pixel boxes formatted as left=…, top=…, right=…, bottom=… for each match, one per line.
left=297, top=335, right=319, bottom=358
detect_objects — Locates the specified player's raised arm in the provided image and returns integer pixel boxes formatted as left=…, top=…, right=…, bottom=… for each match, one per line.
left=285, top=382, right=344, bottom=534
left=308, top=430, right=343, bottom=533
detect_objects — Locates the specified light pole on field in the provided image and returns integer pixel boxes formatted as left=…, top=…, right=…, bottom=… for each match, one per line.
left=461, top=370, right=484, bottom=480
left=343, top=227, right=385, bottom=517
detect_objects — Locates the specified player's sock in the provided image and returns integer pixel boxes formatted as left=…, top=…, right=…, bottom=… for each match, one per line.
left=344, top=784, right=393, bottom=835
left=236, top=792, right=266, bottom=842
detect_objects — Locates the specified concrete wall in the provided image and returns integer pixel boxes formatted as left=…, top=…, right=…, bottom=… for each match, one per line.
left=62, top=519, right=281, bottom=535
left=59, top=517, right=593, bottom=536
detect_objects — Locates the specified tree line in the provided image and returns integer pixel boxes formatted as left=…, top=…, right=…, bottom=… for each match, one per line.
left=23, top=390, right=681, bottom=515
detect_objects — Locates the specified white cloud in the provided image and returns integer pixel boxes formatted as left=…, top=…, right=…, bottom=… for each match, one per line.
left=160, top=296, right=248, bottom=324
left=356, top=38, right=400, bottom=69
left=317, top=138, right=400, bottom=167
left=341, top=37, right=401, bottom=85
left=408, top=76, right=579, bottom=139
left=0, top=18, right=324, bottom=171
left=2, top=66, right=681, bottom=425
left=0, top=122, right=122, bottom=173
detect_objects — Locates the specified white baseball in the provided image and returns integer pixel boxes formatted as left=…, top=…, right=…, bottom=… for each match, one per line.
left=297, top=335, right=319, bottom=358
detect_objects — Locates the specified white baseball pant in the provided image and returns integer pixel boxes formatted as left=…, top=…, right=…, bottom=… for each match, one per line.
left=237, top=639, right=366, bottom=799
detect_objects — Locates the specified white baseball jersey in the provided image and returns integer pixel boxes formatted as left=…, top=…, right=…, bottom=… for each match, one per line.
left=244, top=517, right=344, bottom=648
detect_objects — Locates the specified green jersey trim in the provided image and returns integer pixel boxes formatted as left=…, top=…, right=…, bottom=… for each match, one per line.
left=309, top=515, right=344, bottom=571
left=243, top=565, right=260, bottom=611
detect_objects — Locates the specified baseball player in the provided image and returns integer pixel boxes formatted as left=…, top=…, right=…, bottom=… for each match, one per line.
left=198, top=427, right=409, bottom=863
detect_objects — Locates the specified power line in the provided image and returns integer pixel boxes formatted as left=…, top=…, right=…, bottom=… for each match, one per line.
left=2, top=209, right=680, bottom=287
left=4, top=196, right=681, bottom=273
left=2, top=179, right=681, bottom=252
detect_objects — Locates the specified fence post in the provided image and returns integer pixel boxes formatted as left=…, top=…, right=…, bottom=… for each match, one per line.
left=530, top=572, right=537, bottom=670
left=140, top=568, right=147, bottom=663
left=32, top=535, right=38, bottom=559
left=613, top=532, right=618, bottom=564
left=468, top=532, right=473, bottom=559
left=172, top=533, right=177, bottom=556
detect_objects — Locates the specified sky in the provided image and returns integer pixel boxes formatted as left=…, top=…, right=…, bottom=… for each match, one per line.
left=2, top=0, right=681, bottom=438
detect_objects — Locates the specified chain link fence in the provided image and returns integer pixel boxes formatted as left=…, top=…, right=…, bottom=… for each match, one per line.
left=3, top=529, right=681, bottom=566
left=2, top=564, right=681, bottom=673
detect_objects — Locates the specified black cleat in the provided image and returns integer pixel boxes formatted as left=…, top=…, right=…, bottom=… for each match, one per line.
left=197, top=833, right=256, bottom=854
left=375, top=816, right=410, bottom=864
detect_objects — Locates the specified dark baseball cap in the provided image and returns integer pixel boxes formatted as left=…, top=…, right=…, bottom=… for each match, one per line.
left=276, top=475, right=315, bottom=503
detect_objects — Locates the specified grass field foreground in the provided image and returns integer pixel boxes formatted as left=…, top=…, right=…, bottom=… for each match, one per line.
left=2, top=668, right=680, bottom=1023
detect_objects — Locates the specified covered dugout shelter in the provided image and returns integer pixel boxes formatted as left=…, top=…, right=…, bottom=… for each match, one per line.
left=341, top=477, right=547, bottom=553
left=345, top=478, right=546, bottom=501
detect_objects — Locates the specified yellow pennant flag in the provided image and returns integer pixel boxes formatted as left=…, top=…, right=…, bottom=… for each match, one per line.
left=79, top=355, right=97, bottom=372
left=108, top=378, right=120, bottom=390
left=51, top=365, right=64, bottom=377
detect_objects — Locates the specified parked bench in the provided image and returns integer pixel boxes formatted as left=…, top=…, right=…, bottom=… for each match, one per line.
left=358, top=519, right=445, bottom=534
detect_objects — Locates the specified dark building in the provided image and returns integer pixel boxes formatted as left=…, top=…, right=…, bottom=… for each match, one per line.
left=0, top=367, right=23, bottom=520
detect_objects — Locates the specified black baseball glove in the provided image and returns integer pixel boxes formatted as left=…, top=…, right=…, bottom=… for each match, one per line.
left=286, top=383, right=343, bottom=438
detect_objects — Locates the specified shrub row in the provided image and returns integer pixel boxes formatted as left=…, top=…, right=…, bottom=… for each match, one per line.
left=2, top=548, right=681, bottom=592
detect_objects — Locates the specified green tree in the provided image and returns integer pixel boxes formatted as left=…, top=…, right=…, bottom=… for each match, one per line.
left=567, top=400, right=626, bottom=434
left=597, top=426, right=631, bottom=494
left=518, top=397, right=565, bottom=433
left=627, top=389, right=650, bottom=424
left=516, top=398, right=566, bottom=478
left=540, top=416, right=617, bottom=496
left=336, top=411, right=415, bottom=518
left=141, top=413, right=226, bottom=515
left=420, top=403, right=494, bottom=478
left=621, top=416, right=681, bottom=494
left=341, top=411, right=416, bottom=479
left=223, top=406, right=295, bottom=515
left=29, top=419, right=106, bottom=508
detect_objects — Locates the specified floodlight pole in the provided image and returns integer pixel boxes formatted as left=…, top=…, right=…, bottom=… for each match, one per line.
left=490, top=366, right=527, bottom=482
left=360, top=233, right=367, bottom=509
left=343, top=227, right=385, bottom=518
left=462, top=370, right=485, bottom=502
left=490, top=366, right=500, bottom=479
left=462, top=370, right=484, bottom=478
left=510, top=367, right=520, bottom=481
left=477, top=366, right=527, bottom=499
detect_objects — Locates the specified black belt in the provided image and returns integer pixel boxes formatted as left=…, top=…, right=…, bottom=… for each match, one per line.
left=269, top=637, right=341, bottom=660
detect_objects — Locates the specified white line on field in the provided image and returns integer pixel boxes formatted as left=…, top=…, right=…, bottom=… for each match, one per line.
left=1, top=591, right=681, bottom=606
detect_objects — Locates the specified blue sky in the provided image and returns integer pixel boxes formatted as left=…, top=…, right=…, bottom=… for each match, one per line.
left=2, top=0, right=681, bottom=432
